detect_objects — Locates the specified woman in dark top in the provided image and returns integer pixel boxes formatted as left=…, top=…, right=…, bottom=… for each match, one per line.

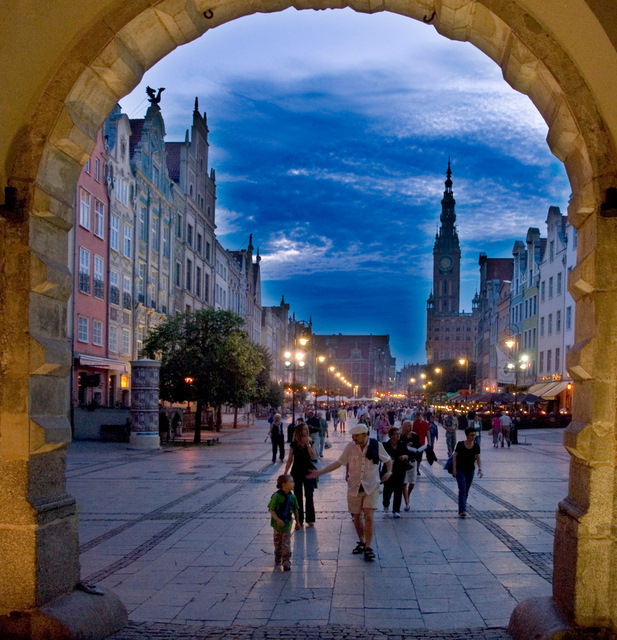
left=382, top=427, right=409, bottom=518
left=452, top=426, right=483, bottom=517
left=284, top=422, right=317, bottom=526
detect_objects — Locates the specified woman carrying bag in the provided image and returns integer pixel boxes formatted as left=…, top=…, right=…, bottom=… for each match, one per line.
left=284, top=422, right=317, bottom=527
left=452, top=426, right=483, bottom=518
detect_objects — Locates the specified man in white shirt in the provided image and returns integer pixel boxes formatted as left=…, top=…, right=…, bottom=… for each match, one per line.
left=500, top=412, right=513, bottom=448
left=309, top=424, right=392, bottom=561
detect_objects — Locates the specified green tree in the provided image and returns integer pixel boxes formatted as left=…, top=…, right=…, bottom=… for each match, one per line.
left=142, top=309, right=263, bottom=442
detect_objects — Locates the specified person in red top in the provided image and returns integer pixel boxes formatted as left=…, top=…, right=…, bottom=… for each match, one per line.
left=413, top=413, right=431, bottom=475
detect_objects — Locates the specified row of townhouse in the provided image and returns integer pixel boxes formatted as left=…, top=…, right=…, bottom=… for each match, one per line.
left=475, top=205, right=576, bottom=412
left=70, top=94, right=267, bottom=418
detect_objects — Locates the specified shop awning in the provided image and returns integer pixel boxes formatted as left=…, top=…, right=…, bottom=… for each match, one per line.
left=75, top=355, right=128, bottom=371
left=528, top=381, right=570, bottom=399
left=540, top=381, right=570, bottom=399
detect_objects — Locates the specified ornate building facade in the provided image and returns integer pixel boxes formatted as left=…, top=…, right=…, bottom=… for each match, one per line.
left=425, top=163, right=477, bottom=365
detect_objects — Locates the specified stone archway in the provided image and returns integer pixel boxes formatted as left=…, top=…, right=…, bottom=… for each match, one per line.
left=2, top=1, right=617, bottom=638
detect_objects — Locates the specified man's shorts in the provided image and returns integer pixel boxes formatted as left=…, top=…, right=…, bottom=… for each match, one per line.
left=404, top=460, right=417, bottom=485
left=347, top=486, right=379, bottom=514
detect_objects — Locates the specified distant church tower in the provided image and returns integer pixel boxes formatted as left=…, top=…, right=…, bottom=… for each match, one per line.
left=426, top=162, right=477, bottom=365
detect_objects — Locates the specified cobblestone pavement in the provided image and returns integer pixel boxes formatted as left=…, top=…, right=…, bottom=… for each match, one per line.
left=66, top=418, right=569, bottom=638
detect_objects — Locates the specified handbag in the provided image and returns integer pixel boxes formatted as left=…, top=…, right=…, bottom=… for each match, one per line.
left=444, top=455, right=454, bottom=475
left=324, top=437, right=332, bottom=449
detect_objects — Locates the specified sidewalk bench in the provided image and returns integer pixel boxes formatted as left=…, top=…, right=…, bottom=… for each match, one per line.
left=170, top=434, right=220, bottom=446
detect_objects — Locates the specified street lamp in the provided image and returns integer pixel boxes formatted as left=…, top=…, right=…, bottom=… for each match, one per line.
left=435, top=367, right=442, bottom=401
left=504, top=336, right=529, bottom=420
left=458, top=358, right=469, bottom=390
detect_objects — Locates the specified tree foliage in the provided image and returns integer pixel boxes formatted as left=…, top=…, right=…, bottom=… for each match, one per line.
left=142, top=309, right=268, bottom=438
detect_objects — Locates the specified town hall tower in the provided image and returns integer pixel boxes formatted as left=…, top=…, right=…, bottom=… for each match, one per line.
left=425, top=163, right=477, bottom=365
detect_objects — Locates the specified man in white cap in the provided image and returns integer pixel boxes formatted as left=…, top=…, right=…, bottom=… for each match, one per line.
left=308, top=424, right=392, bottom=561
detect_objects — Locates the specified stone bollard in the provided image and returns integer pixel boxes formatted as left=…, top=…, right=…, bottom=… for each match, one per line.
left=129, top=359, right=161, bottom=450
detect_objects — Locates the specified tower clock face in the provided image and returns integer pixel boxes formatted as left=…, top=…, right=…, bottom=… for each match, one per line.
left=438, top=256, right=453, bottom=273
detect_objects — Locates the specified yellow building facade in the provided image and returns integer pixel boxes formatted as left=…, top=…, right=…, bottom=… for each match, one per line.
left=1, top=1, right=617, bottom=638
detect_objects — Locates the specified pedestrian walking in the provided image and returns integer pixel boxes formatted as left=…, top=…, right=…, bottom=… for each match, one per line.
left=500, top=412, right=513, bottom=447
left=284, top=423, right=317, bottom=527
left=338, top=406, right=348, bottom=433
left=382, top=427, right=409, bottom=518
left=317, top=411, right=328, bottom=458
left=400, top=419, right=421, bottom=511
left=492, top=413, right=503, bottom=448
left=451, top=427, right=483, bottom=517
left=268, top=413, right=285, bottom=463
left=444, top=412, right=458, bottom=456
left=467, top=411, right=482, bottom=447
left=413, top=412, right=431, bottom=475
left=268, top=474, right=301, bottom=571
left=429, top=415, right=440, bottom=449
left=308, top=424, right=392, bottom=562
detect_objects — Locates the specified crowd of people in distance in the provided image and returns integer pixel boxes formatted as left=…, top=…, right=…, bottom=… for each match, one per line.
left=267, top=402, right=509, bottom=570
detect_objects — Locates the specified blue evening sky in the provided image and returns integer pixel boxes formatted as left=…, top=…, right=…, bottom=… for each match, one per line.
left=119, top=8, right=571, bottom=367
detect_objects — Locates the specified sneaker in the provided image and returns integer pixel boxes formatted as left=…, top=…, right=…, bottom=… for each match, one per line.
left=383, top=507, right=390, bottom=518
left=459, top=512, right=467, bottom=518
left=282, top=563, right=291, bottom=571
left=393, top=512, right=401, bottom=519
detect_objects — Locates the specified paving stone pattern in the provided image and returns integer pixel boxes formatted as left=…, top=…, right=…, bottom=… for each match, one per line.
left=66, top=419, right=569, bottom=638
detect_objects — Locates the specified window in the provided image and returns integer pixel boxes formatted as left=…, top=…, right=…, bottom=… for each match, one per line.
left=186, top=259, right=192, bottom=292
left=79, top=248, right=90, bottom=294
left=547, top=349, right=552, bottom=371
left=539, top=351, right=544, bottom=373
left=573, top=228, right=578, bottom=248
left=196, top=266, right=201, bottom=298
left=109, top=326, right=118, bottom=352
left=557, top=272, right=562, bottom=295
left=197, top=233, right=202, bottom=255
left=78, top=316, right=89, bottom=343
left=123, top=224, right=132, bottom=258
left=110, top=215, right=119, bottom=251
left=550, top=240, right=554, bottom=262
left=79, top=188, right=91, bottom=229
left=93, top=255, right=104, bottom=299
left=162, top=224, right=170, bottom=258
left=94, top=158, right=100, bottom=181
left=138, top=262, right=146, bottom=302
left=525, top=299, right=529, bottom=319
left=93, top=320, right=103, bottom=346
left=533, top=327, right=536, bottom=347
left=122, top=329, right=130, bottom=355
left=152, top=214, right=159, bottom=251
left=556, top=310, right=562, bottom=333
left=153, top=165, right=160, bottom=189
left=109, top=270, right=119, bottom=305
left=139, top=205, right=147, bottom=241
left=529, top=269, right=532, bottom=286
left=204, top=273, right=209, bottom=302
left=205, top=241, right=211, bottom=262
left=175, top=262, right=181, bottom=288
left=548, top=314, right=553, bottom=335
left=94, top=200, right=104, bottom=238
left=84, top=159, right=90, bottom=174
left=555, top=348, right=561, bottom=371
left=122, top=275, right=131, bottom=310
left=566, top=306, right=572, bottom=330
left=549, top=277, right=554, bottom=298
left=541, top=280, right=545, bottom=302
left=187, top=224, right=193, bottom=248
left=177, top=214, right=183, bottom=239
